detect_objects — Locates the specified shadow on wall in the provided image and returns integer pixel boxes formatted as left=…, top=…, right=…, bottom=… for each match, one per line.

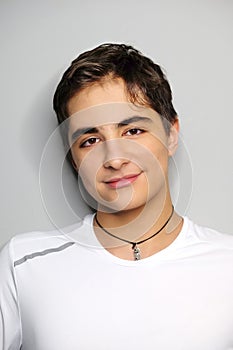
left=19, top=78, right=58, bottom=175
left=19, top=77, right=92, bottom=228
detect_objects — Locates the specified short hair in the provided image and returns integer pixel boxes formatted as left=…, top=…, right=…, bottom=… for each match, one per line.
left=53, top=43, right=177, bottom=160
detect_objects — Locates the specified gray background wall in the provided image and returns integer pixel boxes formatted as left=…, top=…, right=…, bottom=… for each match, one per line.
left=0, top=0, right=232, bottom=248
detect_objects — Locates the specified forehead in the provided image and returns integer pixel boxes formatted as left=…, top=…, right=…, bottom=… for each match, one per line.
left=66, top=78, right=164, bottom=135
left=67, top=78, right=130, bottom=116
left=68, top=103, right=162, bottom=132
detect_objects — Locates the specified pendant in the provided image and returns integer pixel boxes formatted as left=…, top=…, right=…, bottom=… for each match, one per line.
left=132, top=244, right=141, bottom=260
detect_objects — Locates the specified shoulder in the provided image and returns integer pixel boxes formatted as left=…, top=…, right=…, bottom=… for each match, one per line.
left=0, top=214, right=95, bottom=266
left=184, top=216, right=233, bottom=250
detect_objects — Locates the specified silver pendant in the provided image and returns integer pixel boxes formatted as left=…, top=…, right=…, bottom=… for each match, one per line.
left=133, top=244, right=141, bottom=260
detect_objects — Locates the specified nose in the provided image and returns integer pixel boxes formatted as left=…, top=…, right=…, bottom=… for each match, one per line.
left=103, top=140, right=130, bottom=170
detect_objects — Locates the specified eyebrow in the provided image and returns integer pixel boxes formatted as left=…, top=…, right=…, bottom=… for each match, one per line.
left=70, top=116, right=152, bottom=142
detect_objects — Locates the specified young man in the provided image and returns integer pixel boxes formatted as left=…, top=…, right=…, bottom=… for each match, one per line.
left=0, top=43, right=233, bottom=349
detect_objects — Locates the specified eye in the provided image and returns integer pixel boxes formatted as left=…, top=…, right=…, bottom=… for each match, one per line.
left=80, top=137, right=101, bottom=148
left=124, top=128, right=145, bottom=136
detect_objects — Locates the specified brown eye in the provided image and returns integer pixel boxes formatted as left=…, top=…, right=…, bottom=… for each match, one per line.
left=80, top=137, right=100, bottom=148
left=124, top=128, right=144, bottom=136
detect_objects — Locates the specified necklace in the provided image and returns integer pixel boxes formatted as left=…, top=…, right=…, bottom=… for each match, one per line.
left=95, top=205, right=174, bottom=261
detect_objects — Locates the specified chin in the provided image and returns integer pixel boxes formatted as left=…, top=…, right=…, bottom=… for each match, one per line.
left=97, top=195, right=149, bottom=214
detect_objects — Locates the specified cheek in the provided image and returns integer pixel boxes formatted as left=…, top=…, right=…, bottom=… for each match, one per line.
left=141, top=142, right=169, bottom=195
left=71, top=146, right=98, bottom=170
left=142, top=137, right=169, bottom=168
left=76, top=148, right=104, bottom=190
left=157, top=146, right=169, bottom=169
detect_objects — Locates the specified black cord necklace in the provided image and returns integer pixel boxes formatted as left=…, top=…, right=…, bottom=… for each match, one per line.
left=95, top=205, right=174, bottom=261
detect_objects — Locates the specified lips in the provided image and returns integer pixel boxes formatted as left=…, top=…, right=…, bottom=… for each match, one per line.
left=104, top=173, right=141, bottom=189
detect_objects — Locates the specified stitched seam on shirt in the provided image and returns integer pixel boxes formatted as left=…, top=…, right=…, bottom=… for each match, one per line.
left=10, top=237, right=24, bottom=347
left=14, top=242, right=75, bottom=266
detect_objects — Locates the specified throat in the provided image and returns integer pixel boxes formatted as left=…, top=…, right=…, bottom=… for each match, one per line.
left=94, top=205, right=183, bottom=261
left=101, top=216, right=183, bottom=261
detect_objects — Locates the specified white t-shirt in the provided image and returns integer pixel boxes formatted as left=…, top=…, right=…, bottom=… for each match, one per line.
left=0, top=214, right=233, bottom=350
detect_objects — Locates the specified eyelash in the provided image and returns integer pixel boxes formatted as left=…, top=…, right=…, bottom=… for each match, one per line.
left=80, top=137, right=101, bottom=148
left=124, top=128, right=145, bottom=136
left=79, top=128, right=145, bottom=148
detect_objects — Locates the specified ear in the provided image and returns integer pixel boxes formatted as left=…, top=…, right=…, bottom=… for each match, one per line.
left=168, top=118, right=179, bottom=156
left=71, top=158, right=78, bottom=172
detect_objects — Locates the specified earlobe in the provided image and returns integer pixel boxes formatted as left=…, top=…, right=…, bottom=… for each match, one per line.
left=168, top=118, right=179, bottom=156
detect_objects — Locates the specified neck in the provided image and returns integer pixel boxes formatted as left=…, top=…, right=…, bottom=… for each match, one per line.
left=93, top=195, right=183, bottom=260
left=95, top=205, right=175, bottom=260
left=97, top=192, right=173, bottom=230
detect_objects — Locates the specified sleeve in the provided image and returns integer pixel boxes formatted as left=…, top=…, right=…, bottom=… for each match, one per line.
left=0, top=240, right=22, bottom=350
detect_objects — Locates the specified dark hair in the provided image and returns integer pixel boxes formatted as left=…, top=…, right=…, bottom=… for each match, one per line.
left=53, top=43, right=177, bottom=160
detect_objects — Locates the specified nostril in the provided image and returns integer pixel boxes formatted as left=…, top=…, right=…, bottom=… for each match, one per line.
left=103, top=157, right=129, bottom=170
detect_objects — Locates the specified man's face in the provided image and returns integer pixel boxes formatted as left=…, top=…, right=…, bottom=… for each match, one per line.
left=67, top=78, right=178, bottom=212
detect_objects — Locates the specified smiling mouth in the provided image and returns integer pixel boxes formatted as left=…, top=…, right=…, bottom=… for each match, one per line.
left=105, top=173, right=141, bottom=189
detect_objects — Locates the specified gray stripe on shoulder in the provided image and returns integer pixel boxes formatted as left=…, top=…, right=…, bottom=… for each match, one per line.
left=14, top=242, right=75, bottom=267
